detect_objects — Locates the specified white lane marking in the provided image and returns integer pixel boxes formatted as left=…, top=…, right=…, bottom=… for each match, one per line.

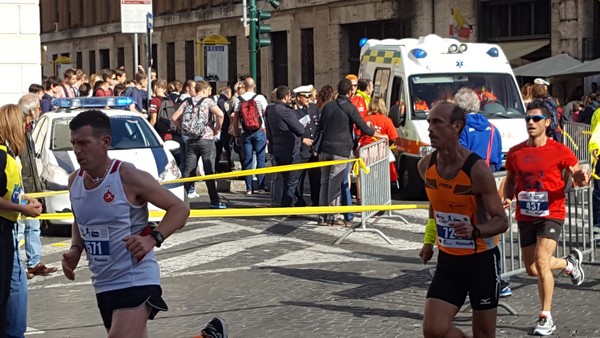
left=255, top=245, right=374, bottom=267
left=25, top=327, right=46, bottom=335
left=158, top=234, right=280, bottom=273
left=299, top=221, right=423, bottom=250
left=28, top=218, right=428, bottom=288
left=27, top=222, right=258, bottom=285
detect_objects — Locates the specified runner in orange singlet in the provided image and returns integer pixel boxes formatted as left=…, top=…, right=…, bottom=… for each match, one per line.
left=418, top=102, right=508, bottom=338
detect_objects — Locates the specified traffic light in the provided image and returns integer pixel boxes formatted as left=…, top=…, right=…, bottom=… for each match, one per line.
left=255, top=10, right=272, bottom=49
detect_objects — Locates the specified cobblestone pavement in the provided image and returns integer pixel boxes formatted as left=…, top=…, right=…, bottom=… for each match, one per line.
left=24, top=190, right=600, bottom=337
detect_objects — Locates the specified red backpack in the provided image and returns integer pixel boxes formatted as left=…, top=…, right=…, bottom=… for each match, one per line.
left=238, top=94, right=262, bottom=132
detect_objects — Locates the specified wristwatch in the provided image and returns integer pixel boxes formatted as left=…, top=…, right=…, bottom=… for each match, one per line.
left=149, top=230, right=165, bottom=248
left=472, top=225, right=481, bottom=239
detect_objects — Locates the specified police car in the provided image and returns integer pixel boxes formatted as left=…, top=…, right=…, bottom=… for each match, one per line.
left=28, top=97, right=185, bottom=228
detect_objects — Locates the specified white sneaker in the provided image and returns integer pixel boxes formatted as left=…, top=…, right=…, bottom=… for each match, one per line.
left=533, top=315, right=556, bottom=336
left=565, top=248, right=585, bottom=286
left=187, top=191, right=199, bottom=199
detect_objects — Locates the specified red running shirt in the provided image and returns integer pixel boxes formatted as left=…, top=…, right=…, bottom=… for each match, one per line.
left=505, top=139, right=578, bottom=222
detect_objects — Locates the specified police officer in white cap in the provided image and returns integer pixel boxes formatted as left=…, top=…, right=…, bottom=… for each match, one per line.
left=293, top=84, right=321, bottom=207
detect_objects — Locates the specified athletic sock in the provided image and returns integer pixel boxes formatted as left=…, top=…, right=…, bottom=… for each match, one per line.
left=565, top=259, right=574, bottom=271
left=541, top=311, right=552, bottom=319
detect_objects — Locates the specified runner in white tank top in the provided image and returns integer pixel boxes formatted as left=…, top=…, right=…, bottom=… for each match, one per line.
left=60, top=110, right=226, bottom=337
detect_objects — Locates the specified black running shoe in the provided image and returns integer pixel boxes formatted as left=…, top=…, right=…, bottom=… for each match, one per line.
left=201, top=316, right=228, bottom=338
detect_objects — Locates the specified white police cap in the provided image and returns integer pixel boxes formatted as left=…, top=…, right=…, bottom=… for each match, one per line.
left=293, top=85, right=314, bottom=96
left=534, top=78, right=550, bottom=86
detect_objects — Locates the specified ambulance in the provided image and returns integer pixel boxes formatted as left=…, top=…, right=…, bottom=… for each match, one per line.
left=358, top=34, right=527, bottom=199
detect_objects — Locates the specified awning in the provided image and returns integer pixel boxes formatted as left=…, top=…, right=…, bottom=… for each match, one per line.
left=552, top=58, right=600, bottom=81
left=497, top=39, right=550, bottom=61
left=513, top=54, right=581, bottom=78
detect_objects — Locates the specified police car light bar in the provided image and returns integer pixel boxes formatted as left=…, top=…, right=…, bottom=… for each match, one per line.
left=52, top=96, right=134, bottom=109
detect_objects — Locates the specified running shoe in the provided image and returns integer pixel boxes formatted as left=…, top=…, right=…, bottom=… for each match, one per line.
left=565, top=248, right=585, bottom=286
left=200, top=316, right=228, bottom=338
left=499, top=285, right=512, bottom=298
left=533, top=315, right=556, bottom=336
left=209, top=202, right=228, bottom=209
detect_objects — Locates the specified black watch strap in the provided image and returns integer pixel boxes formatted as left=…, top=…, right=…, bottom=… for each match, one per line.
left=150, top=230, right=165, bottom=248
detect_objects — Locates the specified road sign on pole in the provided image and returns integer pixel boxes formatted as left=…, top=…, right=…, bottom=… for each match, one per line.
left=120, top=0, right=153, bottom=34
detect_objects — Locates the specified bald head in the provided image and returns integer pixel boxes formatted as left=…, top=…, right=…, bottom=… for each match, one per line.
left=431, top=102, right=466, bottom=134
left=244, top=77, right=256, bottom=91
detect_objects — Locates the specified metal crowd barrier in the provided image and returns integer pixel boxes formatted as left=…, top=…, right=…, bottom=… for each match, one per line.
left=562, top=121, right=591, bottom=164
left=335, top=139, right=403, bottom=245
left=493, top=171, right=597, bottom=314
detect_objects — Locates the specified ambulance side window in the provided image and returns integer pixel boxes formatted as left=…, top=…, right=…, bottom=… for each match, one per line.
left=389, top=76, right=406, bottom=127
left=373, top=68, right=391, bottom=100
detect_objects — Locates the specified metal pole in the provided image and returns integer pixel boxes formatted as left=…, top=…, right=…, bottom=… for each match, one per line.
left=248, top=0, right=257, bottom=80
left=242, top=0, right=248, bottom=28
left=134, top=33, right=139, bottom=72
left=146, top=13, right=153, bottom=114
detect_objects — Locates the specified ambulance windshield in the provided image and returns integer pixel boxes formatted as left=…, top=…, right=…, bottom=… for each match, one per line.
left=408, top=73, right=525, bottom=119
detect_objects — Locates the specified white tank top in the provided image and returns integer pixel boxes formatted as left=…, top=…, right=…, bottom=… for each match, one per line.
left=70, top=159, right=160, bottom=293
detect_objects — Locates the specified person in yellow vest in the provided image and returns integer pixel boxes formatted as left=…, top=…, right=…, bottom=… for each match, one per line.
left=355, top=79, right=373, bottom=106
left=0, top=104, right=42, bottom=333
left=587, top=117, right=600, bottom=237
left=418, top=102, right=508, bottom=338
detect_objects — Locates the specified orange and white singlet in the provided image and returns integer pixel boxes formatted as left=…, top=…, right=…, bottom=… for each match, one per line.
left=425, top=151, right=498, bottom=255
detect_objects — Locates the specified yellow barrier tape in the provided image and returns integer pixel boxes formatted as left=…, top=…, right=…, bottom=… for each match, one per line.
left=161, top=158, right=368, bottom=184
left=582, top=130, right=592, bottom=135
left=27, top=158, right=368, bottom=199
left=563, top=131, right=579, bottom=151
left=28, top=190, right=70, bottom=199
left=31, top=204, right=430, bottom=221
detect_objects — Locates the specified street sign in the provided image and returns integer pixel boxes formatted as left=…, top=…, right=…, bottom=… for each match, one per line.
left=147, top=12, right=153, bottom=29
left=120, top=0, right=153, bottom=33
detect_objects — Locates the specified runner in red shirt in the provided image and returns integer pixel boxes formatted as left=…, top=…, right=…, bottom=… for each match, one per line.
left=503, top=99, right=589, bottom=336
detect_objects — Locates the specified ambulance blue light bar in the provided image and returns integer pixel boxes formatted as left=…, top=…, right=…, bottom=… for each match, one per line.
left=410, top=48, right=428, bottom=59
left=52, top=97, right=134, bottom=109
left=487, top=47, right=499, bottom=57
left=359, top=37, right=368, bottom=48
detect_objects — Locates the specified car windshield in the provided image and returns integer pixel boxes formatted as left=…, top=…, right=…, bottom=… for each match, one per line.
left=408, top=73, right=525, bottom=120
left=50, top=115, right=162, bottom=151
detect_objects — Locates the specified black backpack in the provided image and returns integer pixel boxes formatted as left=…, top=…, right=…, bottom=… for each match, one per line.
left=155, top=97, right=184, bottom=135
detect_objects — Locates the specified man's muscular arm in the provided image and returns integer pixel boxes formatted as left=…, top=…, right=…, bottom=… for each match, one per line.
left=456, top=160, right=508, bottom=238
left=120, top=163, right=190, bottom=259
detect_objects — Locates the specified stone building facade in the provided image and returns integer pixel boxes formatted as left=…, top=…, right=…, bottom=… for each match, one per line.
left=40, top=0, right=599, bottom=92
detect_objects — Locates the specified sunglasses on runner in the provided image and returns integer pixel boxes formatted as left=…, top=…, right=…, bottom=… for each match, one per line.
left=525, top=115, right=547, bottom=123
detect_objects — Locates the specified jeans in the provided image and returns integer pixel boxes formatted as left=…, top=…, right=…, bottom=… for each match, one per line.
left=319, top=152, right=349, bottom=222
left=340, top=163, right=354, bottom=221
left=5, top=227, right=26, bottom=338
left=242, top=130, right=267, bottom=191
left=23, top=218, right=41, bottom=268
left=275, top=153, right=302, bottom=207
left=172, top=133, right=186, bottom=170
left=182, top=138, right=220, bottom=205
left=0, top=221, right=15, bottom=334
left=215, top=127, right=233, bottom=170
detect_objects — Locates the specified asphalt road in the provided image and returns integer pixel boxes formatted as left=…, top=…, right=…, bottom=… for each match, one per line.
left=23, top=190, right=600, bottom=337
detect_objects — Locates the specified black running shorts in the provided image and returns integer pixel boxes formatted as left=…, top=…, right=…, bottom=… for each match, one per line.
left=96, top=285, right=168, bottom=329
left=427, top=247, right=500, bottom=311
left=518, top=218, right=563, bottom=247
